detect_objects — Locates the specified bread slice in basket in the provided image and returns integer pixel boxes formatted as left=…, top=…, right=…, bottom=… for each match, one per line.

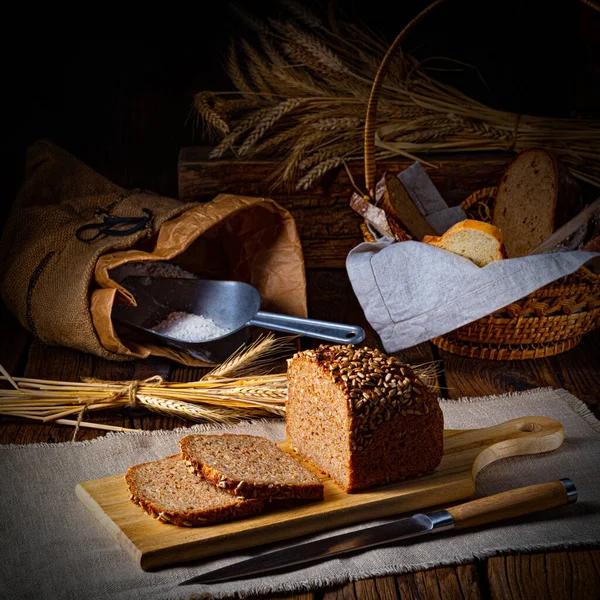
left=126, top=454, right=264, bottom=527
left=492, top=148, right=581, bottom=257
left=422, top=219, right=506, bottom=267
left=179, top=434, right=324, bottom=501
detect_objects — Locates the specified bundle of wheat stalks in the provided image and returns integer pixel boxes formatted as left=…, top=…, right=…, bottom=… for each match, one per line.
left=0, top=335, right=291, bottom=435
left=195, top=0, right=600, bottom=191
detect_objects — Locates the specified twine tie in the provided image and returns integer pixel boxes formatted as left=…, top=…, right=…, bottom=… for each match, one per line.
left=72, top=375, right=165, bottom=440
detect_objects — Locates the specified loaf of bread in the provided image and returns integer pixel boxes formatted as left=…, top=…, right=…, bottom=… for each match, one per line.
left=286, top=345, right=444, bottom=492
left=422, top=219, right=506, bottom=267
left=126, top=455, right=264, bottom=526
left=179, top=433, right=324, bottom=500
left=492, top=148, right=581, bottom=257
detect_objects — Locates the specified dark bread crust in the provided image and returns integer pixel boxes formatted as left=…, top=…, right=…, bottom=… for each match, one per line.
left=287, top=345, right=444, bottom=492
left=181, top=459, right=324, bottom=501
left=347, top=406, right=443, bottom=490
left=126, top=455, right=264, bottom=527
left=179, top=434, right=324, bottom=501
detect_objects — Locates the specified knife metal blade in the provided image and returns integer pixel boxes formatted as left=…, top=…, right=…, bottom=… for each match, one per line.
left=179, top=479, right=576, bottom=586
left=180, top=510, right=454, bottom=585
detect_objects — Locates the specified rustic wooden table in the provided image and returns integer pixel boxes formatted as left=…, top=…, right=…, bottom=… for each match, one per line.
left=1, top=266, right=599, bottom=600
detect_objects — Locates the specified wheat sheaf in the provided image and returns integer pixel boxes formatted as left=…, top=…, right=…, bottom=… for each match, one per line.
left=193, top=0, right=600, bottom=192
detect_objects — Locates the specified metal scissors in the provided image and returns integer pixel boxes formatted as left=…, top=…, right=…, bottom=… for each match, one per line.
left=75, top=208, right=153, bottom=242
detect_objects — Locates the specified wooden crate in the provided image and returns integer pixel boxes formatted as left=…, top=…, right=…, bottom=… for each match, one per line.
left=178, top=148, right=513, bottom=269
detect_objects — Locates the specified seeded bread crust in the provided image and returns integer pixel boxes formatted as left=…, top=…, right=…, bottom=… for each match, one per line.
left=126, top=455, right=264, bottom=527
left=287, top=345, right=444, bottom=492
left=179, top=434, right=324, bottom=501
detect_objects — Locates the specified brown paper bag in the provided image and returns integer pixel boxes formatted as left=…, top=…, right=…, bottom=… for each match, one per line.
left=0, top=141, right=307, bottom=365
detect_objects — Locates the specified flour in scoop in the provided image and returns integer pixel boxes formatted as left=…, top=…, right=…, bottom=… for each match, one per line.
left=153, top=312, right=230, bottom=342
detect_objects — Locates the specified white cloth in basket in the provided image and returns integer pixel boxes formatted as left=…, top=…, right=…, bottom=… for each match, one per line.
left=346, top=238, right=600, bottom=351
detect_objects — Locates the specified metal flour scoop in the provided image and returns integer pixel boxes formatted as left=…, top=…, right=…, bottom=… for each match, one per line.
left=112, top=277, right=365, bottom=363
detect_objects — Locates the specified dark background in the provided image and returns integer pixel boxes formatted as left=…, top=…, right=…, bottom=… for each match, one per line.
left=3, top=0, right=599, bottom=226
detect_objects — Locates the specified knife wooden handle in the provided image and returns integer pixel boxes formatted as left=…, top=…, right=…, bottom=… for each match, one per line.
left=446, top=480, right=575, bottom=530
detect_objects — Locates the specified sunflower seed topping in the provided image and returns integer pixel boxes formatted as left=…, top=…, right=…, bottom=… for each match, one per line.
left=296, top=344, right=433, bottom=450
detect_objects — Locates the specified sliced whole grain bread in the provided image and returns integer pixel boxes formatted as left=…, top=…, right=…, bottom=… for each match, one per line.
left=179, top=434, right=324, bottom=501
left=126, top=455, right=264, bottom=527
left=422, top=219, right=506, bottom=267
left=492, top=148, right=581, bottom=257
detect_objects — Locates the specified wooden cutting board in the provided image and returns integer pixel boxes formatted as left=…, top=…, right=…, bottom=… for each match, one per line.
left=76, top=415, right=564, bottom=571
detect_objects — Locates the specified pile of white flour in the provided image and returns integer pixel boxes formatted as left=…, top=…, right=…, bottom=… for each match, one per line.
left=153, top=312, right=230, bottom=342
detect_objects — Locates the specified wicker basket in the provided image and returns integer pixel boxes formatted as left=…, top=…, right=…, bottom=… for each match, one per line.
left=359, top=0, right=600, bottom=360
left=433, top=187, right=600, bottom=359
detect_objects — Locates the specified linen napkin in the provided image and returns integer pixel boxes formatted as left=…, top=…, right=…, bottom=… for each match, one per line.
left=346, top=238, right=599, bottom=352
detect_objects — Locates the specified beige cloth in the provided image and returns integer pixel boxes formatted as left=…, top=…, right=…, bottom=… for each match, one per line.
left=1, top=388, right=599, bottom=600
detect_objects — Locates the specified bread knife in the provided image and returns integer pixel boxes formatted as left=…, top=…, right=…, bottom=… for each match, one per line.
left=527, top=196, right=600, bottom=255
left=180, top=478, right=577, bottom=586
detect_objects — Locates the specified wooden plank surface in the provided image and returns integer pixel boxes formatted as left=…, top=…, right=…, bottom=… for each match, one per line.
left=76, top=416, right=564, bottom=570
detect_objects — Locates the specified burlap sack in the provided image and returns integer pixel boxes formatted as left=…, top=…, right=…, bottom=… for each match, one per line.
left=0, top=141, right=307, bottom=365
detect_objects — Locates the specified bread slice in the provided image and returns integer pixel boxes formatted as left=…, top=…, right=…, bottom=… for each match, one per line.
left=492, top=148, right=581, bottom=257
left=383, top=172, right=437, bottom=239
left=422, top=219, right=506, bottom=267
left=179, top=434, right=324, bottom=501
left=126, top=455, right=264, bottom=526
